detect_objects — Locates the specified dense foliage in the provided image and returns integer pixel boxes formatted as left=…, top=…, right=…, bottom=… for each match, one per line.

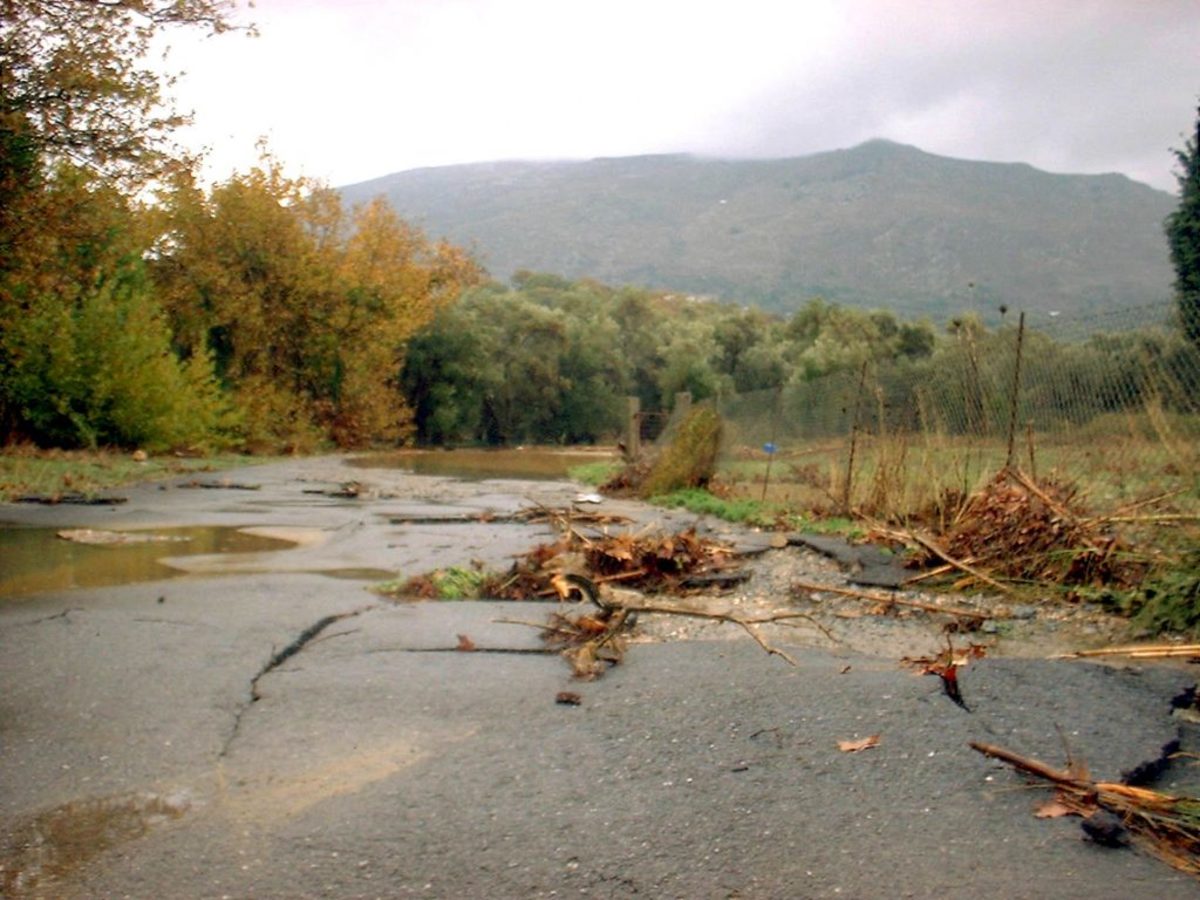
left=402, top=273, right=1199, bottom=447
left=1167, top=103, right=1200, bottom=350
left=0, top=0, right=246, bottom=188
left=401, top=275, right=940, bottom=445
left=0, top=2, right=480, bottom=451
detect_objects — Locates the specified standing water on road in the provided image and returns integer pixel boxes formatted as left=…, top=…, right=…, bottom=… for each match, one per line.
left=0, top=525, right=293, bottom=599
left=349, top=447, right=616, bottom=481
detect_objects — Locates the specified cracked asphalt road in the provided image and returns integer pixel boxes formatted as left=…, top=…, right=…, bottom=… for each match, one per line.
left=1, top=455, right=1198, bottom=898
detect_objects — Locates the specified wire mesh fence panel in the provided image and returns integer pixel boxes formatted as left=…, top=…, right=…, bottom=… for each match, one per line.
left=712, top=303, right=1200, bottom=520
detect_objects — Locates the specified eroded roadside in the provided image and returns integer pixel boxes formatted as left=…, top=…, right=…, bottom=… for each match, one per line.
left=1, top=455, right=1197, bottom=898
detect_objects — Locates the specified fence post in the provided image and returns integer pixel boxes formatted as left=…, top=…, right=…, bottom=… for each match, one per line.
left=760, top=385, right=783, bottom=503
left=1005, top=312, right=1027, bottom=468
left=625, top=396, right=641, bottom=460
left=842, top=361, right=870, bottom=514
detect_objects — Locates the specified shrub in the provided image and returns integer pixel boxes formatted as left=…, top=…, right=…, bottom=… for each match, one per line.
left=5, top=266, right=231, bottom=451
left=639, top=405, right=722, bottom=498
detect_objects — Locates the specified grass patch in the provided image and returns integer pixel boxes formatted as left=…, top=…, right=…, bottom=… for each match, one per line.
left=649, top=487, right=771, bottom=526
left=568, top=460, right=624, bottom=486
left=372, top=566, right=489, bottom=601
left=0, top=448, right=268, bottom=501
left=785, top=515, right=866, bottom=539
left=1087, top=553, right=1200, bottom=637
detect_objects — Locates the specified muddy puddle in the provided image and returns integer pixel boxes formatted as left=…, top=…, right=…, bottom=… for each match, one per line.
left=0, top=790, right=191, bottom=896
left=0, top=525, right=294, bottom=599
left=351, top=447, right=614, bottom=481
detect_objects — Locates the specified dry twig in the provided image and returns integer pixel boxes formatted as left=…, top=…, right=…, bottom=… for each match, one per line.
left=791, top=579, right=994, bottom=621
left=1050, top=643, right=1200, bottom=660
left=906, top=531, right=1013, bottom=594
left=971, top=740, right=1200, bottom=878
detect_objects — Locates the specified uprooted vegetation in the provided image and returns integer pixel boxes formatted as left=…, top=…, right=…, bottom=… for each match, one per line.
left=480, top=527, right=742, bottom=600
left=602, top=405, right=722, bottom=500
left=857, top=465, right=1199, bottom=633
left=379, top=508, right=834, bottom=678
left=877, top=467, right=1149, bottom=589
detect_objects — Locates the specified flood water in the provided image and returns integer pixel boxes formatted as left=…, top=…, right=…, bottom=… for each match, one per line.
left=350, top=447, right=615, bottom=481
left=0, top=526, right=293, bottom=599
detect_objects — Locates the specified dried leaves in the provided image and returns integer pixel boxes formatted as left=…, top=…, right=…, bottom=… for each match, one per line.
left=885, top=467, right=1147, bottom=593
left=540, top=608, right=633, bottom=680
left=902, top=638, right=987, bottom=711
left=838, top=734, right=881, bottom=753
left=482, top=527, right=740, bottom=601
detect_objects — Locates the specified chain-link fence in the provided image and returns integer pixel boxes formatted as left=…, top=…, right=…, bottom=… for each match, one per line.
left=712, top=303, right=1200, bottom=521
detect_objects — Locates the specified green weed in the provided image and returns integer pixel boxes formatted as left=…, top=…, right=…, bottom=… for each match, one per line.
left=372, top=566, right=489, bottom=601
left=568, top=460, right=624, bottom=485
left=0, top=448, right=265, bottom=501
left=649, top=487, right=771, bottom=526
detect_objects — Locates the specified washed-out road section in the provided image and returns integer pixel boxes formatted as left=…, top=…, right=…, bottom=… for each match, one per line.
left=0, top=456, right=1197, bottom=898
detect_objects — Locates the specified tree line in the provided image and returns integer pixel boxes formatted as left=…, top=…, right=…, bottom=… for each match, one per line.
left=1, top=2, right=479, bottom=451
left=403, top=277, right=1200, bottom=446
left=2, top=4, right=1198, bottom=453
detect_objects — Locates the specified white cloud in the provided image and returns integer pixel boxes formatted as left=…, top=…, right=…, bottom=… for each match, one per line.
left=160, top=0, right=1200, bottom=191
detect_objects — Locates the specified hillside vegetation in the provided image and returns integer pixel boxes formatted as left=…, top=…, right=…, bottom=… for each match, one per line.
left=340, top=140, right=1176, bottom=321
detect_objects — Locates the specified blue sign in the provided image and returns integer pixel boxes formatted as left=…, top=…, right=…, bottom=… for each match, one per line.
left=762, top=442, right=777, bottom=455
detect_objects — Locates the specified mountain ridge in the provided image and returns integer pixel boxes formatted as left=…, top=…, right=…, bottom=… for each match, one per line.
left=339, top=140, right=1177, bottom=321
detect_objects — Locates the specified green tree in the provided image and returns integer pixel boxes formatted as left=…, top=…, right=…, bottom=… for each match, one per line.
left=6, top=258, right=227, bottom=450
left=1166, top=103, right=1200, bottom=349
left=0, top=164, right=227, bottom=448
left=1, top=1, right=249, bottom=189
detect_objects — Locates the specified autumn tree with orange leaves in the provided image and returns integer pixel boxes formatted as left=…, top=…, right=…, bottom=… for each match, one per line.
left=151, top=157, right=482, bottom=449
left=1, top=2, right=481, bottom=450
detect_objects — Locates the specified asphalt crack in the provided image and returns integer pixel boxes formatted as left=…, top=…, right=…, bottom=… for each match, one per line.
left=220, top=604, right=375, bottom=756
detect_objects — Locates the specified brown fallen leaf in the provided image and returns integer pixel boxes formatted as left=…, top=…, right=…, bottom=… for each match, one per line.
left=838, top=734, right=881, bottom=753
left=555, top=691, right=583, bottom=706
left=1034, top=798, right=1079, bottom=819
left=455, top=634, right=476, bottom=652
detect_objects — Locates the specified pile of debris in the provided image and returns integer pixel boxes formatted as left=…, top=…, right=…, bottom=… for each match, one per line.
left=973, top=740, right=1200, bottom=878
left=935, top=468, right=1133, bottom=586
left=878, top=467, right=1147, bottom=593
left=482, top=527, right=742, bottom=600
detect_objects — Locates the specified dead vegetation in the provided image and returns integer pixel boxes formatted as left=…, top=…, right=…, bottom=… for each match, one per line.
left=480, top=526, right=742, bottom=601
left=870, top=466, right=1166, bottom=597
left=972, top=740, right=1200, bottom=878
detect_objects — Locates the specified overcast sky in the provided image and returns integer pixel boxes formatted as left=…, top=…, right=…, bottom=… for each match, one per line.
left=164, top=0, right=1200, bottom=193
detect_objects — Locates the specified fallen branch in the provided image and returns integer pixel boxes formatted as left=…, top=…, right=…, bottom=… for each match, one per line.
left=1050, top=643, right=1200, bottom=660
left=620, top=600, right=839, bottom=649
left=500, top=602, right=837, bottom=670
left=791, top=579, right=994, bottom=621
left=1088, top=514, right=1200, bottom=525
left=901, top=562, right=958, bottom=585
left=1107, top=488, right=1189, bottom=518
left=1008, top=467, right=1079, bottom=526
left=971, top=740, right=1085, bottom=787
left=906, top=532, right=1012, bottom=595
left=970, top=740, right=1200, bottom=877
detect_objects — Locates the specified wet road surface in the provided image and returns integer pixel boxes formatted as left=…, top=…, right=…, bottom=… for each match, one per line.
left=1, top=456, right=1197, bottom=898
